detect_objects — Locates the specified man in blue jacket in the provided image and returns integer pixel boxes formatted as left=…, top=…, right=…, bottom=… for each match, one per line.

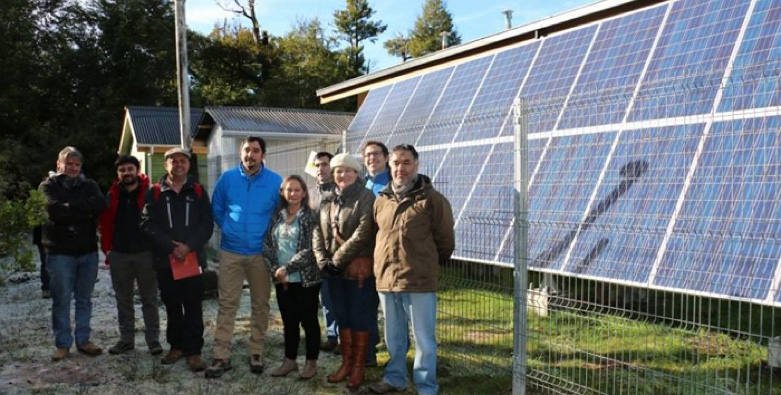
left=206, top=136, right=283, bottom=378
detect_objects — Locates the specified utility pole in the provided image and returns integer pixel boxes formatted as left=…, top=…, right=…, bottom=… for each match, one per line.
left=175, top=0, right=191, bottom=150
left=502, top=9, right=514, bottom=30
left=440, top=31, right=451, bottom=50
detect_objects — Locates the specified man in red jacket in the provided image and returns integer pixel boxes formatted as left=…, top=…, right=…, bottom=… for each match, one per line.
left=99, top=155, right=162, bottom=356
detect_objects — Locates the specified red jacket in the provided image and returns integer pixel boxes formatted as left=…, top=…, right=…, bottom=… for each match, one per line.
left=99, top=173, right=150, bottom=256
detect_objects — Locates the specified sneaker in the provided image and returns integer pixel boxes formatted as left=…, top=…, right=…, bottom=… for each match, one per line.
left=205, top=358, right=232, bottom=378
left=369, top=380, right=405, bottom=394
left=108, top=340, right=135, bottom=355
left=161, top=349, right=183, bottom=365
left=51, top=347, right=69, bottom=362
left=42, top=290, right=51, bottom=299
left=77, top=341, right=103, bottom=356
left=320, top=338, right=338, bottom=352
left=148, top=341, right=163, bottom=356
left=270, top=358, right=298, bottom=377
left=249, top=354, right=265, bottom=374
left=187, top=355, right=206, bottom=372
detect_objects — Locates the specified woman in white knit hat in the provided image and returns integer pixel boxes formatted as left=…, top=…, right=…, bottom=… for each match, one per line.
left=312, top=153, right=377, bottom=390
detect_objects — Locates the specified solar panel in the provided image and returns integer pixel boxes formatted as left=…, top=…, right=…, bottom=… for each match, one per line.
left=344, top=0, right=781, bottom=305
left=628, top=0, right=750, bottom=121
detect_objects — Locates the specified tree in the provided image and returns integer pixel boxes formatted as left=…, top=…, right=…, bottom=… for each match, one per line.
left=383, top=33, right=412, bottom=63
left=405, top=0, right=461, bottom=59
left=333, top=0, right=386, bottom=76
left=264, top=18, right=353, bottom=110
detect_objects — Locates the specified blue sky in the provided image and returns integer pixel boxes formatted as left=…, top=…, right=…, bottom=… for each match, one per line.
left=186, top=0, right=595, bottom=71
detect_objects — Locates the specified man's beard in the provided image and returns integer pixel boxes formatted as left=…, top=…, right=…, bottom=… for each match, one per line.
left=122, top=176, right=137, bottom=185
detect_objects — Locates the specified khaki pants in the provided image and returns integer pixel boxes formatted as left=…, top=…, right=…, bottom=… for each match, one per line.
left=211, top=250, right=271, bottom=359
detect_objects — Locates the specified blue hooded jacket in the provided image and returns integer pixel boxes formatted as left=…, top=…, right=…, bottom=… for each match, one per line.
left=212, top=164, right=282, bottom=255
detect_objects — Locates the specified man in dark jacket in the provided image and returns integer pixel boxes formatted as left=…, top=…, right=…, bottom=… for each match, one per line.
left=140, top=148, right=213, bottom=372
left=98, top=155, right=161, bottom=356
left=369, top=144, right=455, bottom=395
left=39, top=146, right=106, bottom=362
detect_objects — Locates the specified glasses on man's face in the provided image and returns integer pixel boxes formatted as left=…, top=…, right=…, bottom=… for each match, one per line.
left=364, top=151, right=384, bottom=158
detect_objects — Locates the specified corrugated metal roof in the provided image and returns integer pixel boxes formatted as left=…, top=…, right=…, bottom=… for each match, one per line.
left=202, top=107, right=353, bottom=137
left=126, top=106, right=203, bottom=145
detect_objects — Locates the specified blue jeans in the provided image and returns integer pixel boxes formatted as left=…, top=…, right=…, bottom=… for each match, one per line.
left=321, top=276, right=339, bottom=340
left=379, top=292, right=438, bottom=395
left=329, top=276, right=376, bottom=331
left=47, top=252, right=99, bottom=349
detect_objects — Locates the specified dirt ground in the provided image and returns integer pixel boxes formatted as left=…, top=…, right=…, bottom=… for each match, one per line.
left=0, top=251, right=400, bottom=395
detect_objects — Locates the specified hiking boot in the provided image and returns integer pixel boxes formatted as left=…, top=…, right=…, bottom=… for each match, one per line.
left=299, top=359, right=317, bottom=380
left=161, top=349, right=183, bottom=365
left=148, top=341, right=163, bottom=356
left=270, top=358, right=298, bottom=377
left=187, top=355, right=206, bottom=372
left=77, top=341, right=103, bottom=356
left=51, top=347, right=69, bottom=362
left=369, top=380, right=405, bottom=394
left=249, top=354, right=265, bottom=374
left=108, top=340, right=135, bottom=355
left=320, top=338, right=338, bottom=352
left=205, top=358, right=232, bottom=378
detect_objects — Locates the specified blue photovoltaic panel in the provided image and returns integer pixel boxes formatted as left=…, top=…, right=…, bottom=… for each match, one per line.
left=628, top=0, right=750, bottom=121
left=518, top=24, right=597, bottom=134
left=387, top=67, right=455, bottom=148
left=718, top=1, right=781, bottom=112
left=496, top=138, right=550, bottom=264
left=455, top=143, right=515, bottom=262
left=417, top=149, right=449, bottom=181
left=528, top=132, right=616, bottom=271
left=360, top=76, right=421, bottom=146
left=656, top=117, right=781, bottom=300
left=347, top=85, right=391, bottom=151
left=566, top=124, right=704, bottom=283
left=559, top=5, right=666, bottom=129
left=434, top=144, right=495, bottom=259
left=415, top=55, right=494, bottom=147
left=455, top=42, right=540, bottom=143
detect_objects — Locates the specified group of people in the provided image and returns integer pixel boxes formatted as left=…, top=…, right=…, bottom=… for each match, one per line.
left=38, top=137, right=454, bottom=394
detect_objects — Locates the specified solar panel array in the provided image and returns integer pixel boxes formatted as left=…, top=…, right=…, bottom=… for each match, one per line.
left=347, top=0, right=781, bottom=305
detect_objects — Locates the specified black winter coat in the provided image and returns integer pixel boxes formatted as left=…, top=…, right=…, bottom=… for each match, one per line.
left=140, top=176, right=214, bottom=271
left=38, top=173, right=106, bottom=255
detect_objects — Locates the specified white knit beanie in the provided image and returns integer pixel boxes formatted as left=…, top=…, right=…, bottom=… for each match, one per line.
left=330, top=153, right=362, bottom=173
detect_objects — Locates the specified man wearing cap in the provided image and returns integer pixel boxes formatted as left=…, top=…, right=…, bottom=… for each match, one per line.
left=369, top=144, right=454, bottom=395
left=39, top=146, right=106, bottom=362
left=206, top=136, right=283, bottom=378
left=140, top=147, right=213, bottom=372
left=99, top=154, right=162, bottom=356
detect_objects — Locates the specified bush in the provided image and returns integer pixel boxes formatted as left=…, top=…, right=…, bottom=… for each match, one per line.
left=0, top=190, right=47, bottom=286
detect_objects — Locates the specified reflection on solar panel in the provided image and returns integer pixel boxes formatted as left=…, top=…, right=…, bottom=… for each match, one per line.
left=347, top=0, right=781, bottom=305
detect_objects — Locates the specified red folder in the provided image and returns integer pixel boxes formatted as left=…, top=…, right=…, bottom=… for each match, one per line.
left=169, top=252, right=202, bottom=280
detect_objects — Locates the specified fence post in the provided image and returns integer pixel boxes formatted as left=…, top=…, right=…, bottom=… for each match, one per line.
left=341, top=130, right=348, bottom=154
left=512, top=97, right=529, bottom=395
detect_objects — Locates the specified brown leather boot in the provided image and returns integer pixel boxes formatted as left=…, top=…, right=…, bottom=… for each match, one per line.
left=347, top=331, right=369, bottom=390
left=327, top=329, right=353, bottom=383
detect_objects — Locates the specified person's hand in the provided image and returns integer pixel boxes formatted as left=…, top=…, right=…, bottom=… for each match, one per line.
left=275, top=267, right=288, bottom=283
left=324, top=261, right=342, bottom=275
left=172, top=241, right=191, bottom=260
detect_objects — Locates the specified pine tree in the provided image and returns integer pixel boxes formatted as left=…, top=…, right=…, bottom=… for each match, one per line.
left=406, top=0, right=461, bottom=58
left=333, top=0, right=387, bottom=76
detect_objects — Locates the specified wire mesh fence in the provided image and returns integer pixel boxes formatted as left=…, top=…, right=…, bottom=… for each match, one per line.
left=345, top=63, right=781, bottom=394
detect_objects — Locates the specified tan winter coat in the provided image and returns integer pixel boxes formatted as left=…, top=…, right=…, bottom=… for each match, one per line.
left=373, top=175, right=455, bottom=292
left=313, top=180, right=376, bottom=277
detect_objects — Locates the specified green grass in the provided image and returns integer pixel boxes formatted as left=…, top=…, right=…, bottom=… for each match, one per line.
left=436, top=264, right=781, bottom=394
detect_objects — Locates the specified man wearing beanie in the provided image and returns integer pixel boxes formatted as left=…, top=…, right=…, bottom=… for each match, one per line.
left=370, top=144, right=454, bottom=395
left=99, top=155, right=161, bottom=356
